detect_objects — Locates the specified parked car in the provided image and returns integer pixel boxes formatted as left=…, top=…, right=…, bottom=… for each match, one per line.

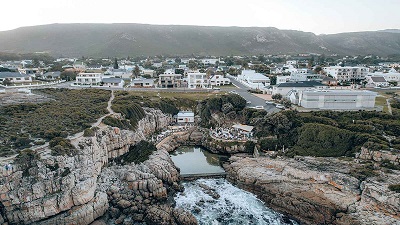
left=254, top=105, right=264, bottom=110
left=265, top=101, right=274, bottom=104
left=275, top=104, right=285, bottom=109
left=246, top=100, right=252, bottom=104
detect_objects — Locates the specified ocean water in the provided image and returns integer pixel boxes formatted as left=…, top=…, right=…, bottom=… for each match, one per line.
left=175, top=179, right=298, bottom=225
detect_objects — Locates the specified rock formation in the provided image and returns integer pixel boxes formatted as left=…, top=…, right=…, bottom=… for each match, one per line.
left=0, top=108, right=198, bottom=225
left=225, top=155, right=400, bottom=225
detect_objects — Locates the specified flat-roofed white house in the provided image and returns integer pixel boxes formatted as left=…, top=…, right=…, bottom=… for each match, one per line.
left=102, top=77, right=124, bottom=88
left=276, top=75, right=290, bottom=84
left=369, top=71, right=400, bottom=83
left=131, top=78, right=154, bottom=87
left=0, top=72, right=32, bottom=84
left=298, top=89, right=377, bottom=110
left=232, top=124, right=254, bottom=136
left=74, top=73, right=102, bottom=86
left=323, top=66, right=369, bottom=82
left=290, top=73, right=322, bottom=82
left=187, top=72, right=209, bottom=89
left=272, top=81, right=327, bottom=96
left=175, top=111, right=195, bottom=123
left=209, top=74, right=230, bottom=86
left=238, top=70, right=270, bottom=89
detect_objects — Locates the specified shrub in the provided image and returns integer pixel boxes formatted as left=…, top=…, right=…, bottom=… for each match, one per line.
left=49, top=137, right=77, bottom=156
left=115, top=140, right=157, bottom=164
left=83, top=128, right=95, bottom=137
left=15, top=149, right=40, bottom=177
left=244, top=141, right=255, bottom=154
left=103, top=116, right=133, bottom=130
left=388, top=184, right=400, bottom=193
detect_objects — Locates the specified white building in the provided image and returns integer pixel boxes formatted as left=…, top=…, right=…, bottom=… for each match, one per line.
left=323, top=66, right=369, bottom=82
left=74, top=73, right=102, bottom=86
left=131, top=78, right=154, bottom=87
left=365, top=76, right=389, bottom=87
left=107, top=68, right=130, bottom=79
left=272, top=81, right=327, bottom=96
left=187, top=72, right=209, bottom=89
left=369, top=71, right=400, bottom=83
left=175, top=111, right=195, bottom=123
left=102, top=78, right=124, bottom=88
left=0, top=72, right=32, bottom=83
left=238, top=70, right=270, bottom=89
left=297, top=89, right=377, bottom=110
left=209, top=74, right=230, bottom=86
left=276, top=75, right=290, bottom=84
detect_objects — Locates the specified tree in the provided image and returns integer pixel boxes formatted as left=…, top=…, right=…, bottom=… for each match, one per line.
left=132, top=65, right=141, bottom=78
left=113, top=58, right=119, bottom=69
left=270, top=75, right=277, bottom=85
left=2, top=79, right=12, bottom=86
left=281, top=98, right=292, bottom=108
left=60, top=71, right=76, bottom=81
left=272, top=93, right=283, bottom=100
left=314, top=66, right=323, bottom=74
left=175, top=57, right=182, bottom=64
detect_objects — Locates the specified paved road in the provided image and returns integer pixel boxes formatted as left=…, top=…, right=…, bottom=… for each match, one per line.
left=227, top=75, right=280, bottom=113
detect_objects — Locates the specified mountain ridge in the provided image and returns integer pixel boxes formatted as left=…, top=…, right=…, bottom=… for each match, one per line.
left=0, top=23, right=399, bottom=57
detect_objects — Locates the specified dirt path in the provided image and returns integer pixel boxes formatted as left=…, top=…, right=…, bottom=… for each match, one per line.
left=386, top=99, right=393, bottom=115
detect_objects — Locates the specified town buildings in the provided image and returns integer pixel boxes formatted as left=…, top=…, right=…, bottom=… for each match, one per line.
left=323, top=66, right=369, bottom=82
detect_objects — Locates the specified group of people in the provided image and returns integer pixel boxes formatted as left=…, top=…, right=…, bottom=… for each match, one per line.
left=210, top=127, right=251, bottom=141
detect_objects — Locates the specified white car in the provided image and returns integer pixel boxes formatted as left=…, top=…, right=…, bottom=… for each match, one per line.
left=265, top=101, right=274, bottom=104
left=246, top=101, right=252, bottom=104
left=255, top=105, right=264, bottom=110
left=275, top=104, right=285, bottom=109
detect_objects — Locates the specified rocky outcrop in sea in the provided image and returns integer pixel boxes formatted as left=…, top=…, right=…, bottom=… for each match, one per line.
left=225, top=155, right=400, bottom=225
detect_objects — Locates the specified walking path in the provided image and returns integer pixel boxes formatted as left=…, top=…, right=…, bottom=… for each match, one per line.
left=1, top=90, right=115, bottom=163
left=386, top=99, right=393, bottom=115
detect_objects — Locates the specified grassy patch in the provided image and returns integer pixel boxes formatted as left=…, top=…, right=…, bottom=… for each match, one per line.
left=388, top=184, right=400, bottom=193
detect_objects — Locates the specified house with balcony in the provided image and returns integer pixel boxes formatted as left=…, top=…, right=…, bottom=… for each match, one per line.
left=158, top=73, right=182, bottom=88
left=209, top=74, right=230, bottom=86
left=323, top=66, right=369, bottom=82
left=238, top=70, right=270, bottom=89
left=187, top=72, right=209, bottom=89
left=73, top=73, right=102, bottom=86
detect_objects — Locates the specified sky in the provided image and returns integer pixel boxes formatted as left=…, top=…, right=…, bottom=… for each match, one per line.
left=1, top=0, right=399, bottom=34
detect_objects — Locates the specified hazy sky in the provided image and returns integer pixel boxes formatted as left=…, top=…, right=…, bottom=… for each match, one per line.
left=1, top=0, right=399, bottom=34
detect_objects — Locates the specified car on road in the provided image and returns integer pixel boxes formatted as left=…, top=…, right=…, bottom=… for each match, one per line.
left=254, top=105, right=264, bottom=110
left=229, top=90, right=237, bottom=94
left=213, top=87, right=221, bottom=90
left=265, top=101, right=274, bottom=104
left=246, top=100, right=252, bottom=105
left=275, top=104, right=285, bottom=109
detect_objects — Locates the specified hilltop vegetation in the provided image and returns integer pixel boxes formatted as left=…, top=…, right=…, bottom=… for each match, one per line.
left=0, top=89, right=110, bottom=156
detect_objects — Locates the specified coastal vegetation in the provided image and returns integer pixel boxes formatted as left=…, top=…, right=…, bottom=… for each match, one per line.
left=114, top=140, right=157, bottom=164
left=0, top=88, right=110, bottom=156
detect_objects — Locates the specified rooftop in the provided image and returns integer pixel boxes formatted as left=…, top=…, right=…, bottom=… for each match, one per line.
left=370, top=76, right=387, bottom=82
left=277, top=81, right=326, bottom=88
left=232, top=124, right=254, bottom=132
left=102, top=78, right=123, bottom=83
left=0, top=72, right=29, bottom=78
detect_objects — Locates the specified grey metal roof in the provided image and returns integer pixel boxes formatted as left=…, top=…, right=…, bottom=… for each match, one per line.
left=102, top=78, right=123, bottom=83
left=277, top=81, right=326, bottom=88
left=43, top=71, right=61, bottom=77
left=0, top=72, right=28, bottom=78
left=370, top=76, right=387, bottom=82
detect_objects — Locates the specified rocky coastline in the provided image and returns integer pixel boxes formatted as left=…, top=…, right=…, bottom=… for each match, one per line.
left=224, top=155, right=400, bottom=225
left=0, top=108, right=196, bottom=225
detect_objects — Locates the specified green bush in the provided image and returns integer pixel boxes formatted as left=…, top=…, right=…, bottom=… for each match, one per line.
left=103, top=116, right=133, bottom=130
left=388, top=184, right=400, bottom=193
left=15, top=149, right=40, bottom=177
left=115, top=140, right=157, bottom=164
left=49, top=137, right=77, bottom=156
left=244, top=141, right=255, bottom=154
left=293, top=123, right=354, bottom=157
left=83, top=128, right=95, bottom=137
left=380, top=159, right=400, bottom=170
